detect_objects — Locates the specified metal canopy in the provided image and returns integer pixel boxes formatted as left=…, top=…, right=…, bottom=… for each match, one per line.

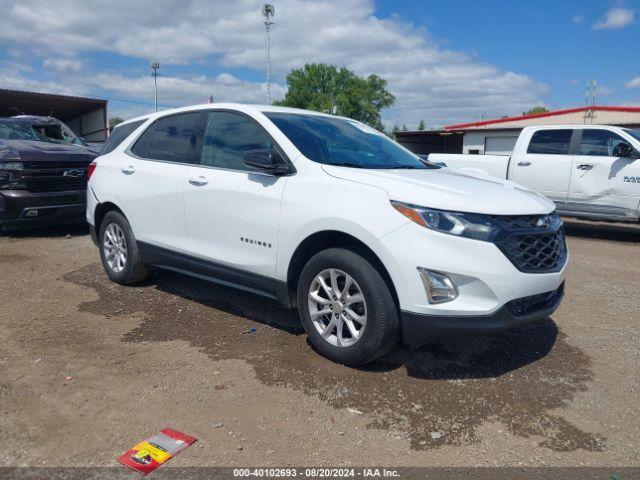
left=0, top=88, right=106, bottom=121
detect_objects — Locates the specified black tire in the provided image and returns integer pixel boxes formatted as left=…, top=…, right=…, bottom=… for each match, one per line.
left=98, top=210, right=149, bottom=285
left=297, top=247, right=399, bottom=366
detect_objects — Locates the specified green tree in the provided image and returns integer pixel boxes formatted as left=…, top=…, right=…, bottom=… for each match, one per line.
left=276, top=63, right=395, bottom=130
left=417, top=120, right=426, bottom=130
left=109, top=117, right=124, bottom=129
left=401, top=124, right=408, bottom=131
left=524, top=106, right=548, bottom=115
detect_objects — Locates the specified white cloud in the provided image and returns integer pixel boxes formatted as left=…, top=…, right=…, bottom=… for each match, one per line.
left=592, top=7, right=635, bottom=30
left=92, top=72, right=285, bottom=108
left=572, top=15, right=584, bottom=24
left=626, top=77, right=640, bottom=89
left=0, top=61, right=84, bottom=96
left=0, top=0, right=548, bottom=127
left=43, top=58, right=83, bottom=73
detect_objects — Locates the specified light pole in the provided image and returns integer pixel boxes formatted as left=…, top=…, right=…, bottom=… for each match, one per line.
left=262, top=4, right=275, bottom=104
left=151, top=61, right=160, bottom=112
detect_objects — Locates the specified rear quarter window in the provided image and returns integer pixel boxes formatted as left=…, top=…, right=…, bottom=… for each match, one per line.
left=101, top=120, right=145, bottom=155
left=526, top=129, right=573, bottom=155
left=130, top=121, right=156, bottom=158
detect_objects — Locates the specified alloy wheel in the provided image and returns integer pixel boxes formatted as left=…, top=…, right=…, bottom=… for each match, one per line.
left=308, top=268, right=367, bottom=348
left=103, top=222, right=128, bottom=273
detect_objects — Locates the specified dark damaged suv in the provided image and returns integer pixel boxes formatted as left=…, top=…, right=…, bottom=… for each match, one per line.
left=0, top=116, right=98, bottom=232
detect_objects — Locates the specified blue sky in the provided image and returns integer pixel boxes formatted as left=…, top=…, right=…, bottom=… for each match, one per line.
left=378, top=0, right=640, bottom=109
left=0, top=0, right=638, bottom=128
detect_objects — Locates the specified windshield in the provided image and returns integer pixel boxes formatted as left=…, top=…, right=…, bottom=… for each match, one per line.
left=0, top=120, right=40, bottom=141
left=0, top=118, right=85, bottom=145
left=623, top=128, right=640, bottom=143
left=32, top=121, right=86, bottom=146
left=265, top=112, right=434, bottom=169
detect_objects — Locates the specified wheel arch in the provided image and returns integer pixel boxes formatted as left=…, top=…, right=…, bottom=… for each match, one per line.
left=94, top=201, right=126, bottom=235
left=285, top=230, right=399, bottom=310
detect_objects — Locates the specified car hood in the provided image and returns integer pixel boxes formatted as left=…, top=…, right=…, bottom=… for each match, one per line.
left=0, top=139, right=97, bottom=161
left=321, top=165, right=555, bottom=215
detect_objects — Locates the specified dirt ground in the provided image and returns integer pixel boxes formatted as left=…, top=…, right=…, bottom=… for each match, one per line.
left=0, top=220, right=638, bottom=469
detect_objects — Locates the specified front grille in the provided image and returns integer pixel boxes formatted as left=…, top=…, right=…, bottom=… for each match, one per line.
left=501, top=230, right=566, bottom=272
left=26, top=177, right=86, bottom=193
left=490, top=214, right=554, bottom=230
left=22, top=161, right=89, bottom=194
left=507, top=283, right=564, bottom=317
left=491, top=213, right=567, bottom=273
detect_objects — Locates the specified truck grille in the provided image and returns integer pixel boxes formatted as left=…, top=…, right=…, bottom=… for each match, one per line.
left=491, top=213, right=567, bottom=273
left=22, top=161, right=89, bottom=194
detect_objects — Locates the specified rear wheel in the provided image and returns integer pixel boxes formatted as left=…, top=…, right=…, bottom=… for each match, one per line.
left=297, top=248, right=399, bottom=366
left=98, top=210, right=148, bottom=285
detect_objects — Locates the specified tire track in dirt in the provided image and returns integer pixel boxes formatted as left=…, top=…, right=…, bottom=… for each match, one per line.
left=65, top=263, right=604, bottom=451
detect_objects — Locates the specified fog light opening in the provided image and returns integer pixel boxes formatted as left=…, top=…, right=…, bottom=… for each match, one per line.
left=418, top=268, right=458, bottom=304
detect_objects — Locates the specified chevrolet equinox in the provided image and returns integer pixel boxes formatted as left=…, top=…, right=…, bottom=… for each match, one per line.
left=87, top=104, right=567, bottom=365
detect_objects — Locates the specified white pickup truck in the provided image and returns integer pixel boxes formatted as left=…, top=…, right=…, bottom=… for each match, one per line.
left=429, top=125, right=640, bottom=223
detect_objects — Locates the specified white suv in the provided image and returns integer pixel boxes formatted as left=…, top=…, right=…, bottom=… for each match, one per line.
left=87, top=103, right=567, bottom=365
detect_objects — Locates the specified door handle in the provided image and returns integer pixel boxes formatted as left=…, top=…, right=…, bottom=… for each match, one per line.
left=517, top=161, right=531, bottom=167
left=577, top=164, right=594, bottom=170
left=121, top=166, right=135, bottom=175
left=188, top=176, right=209, bottom=186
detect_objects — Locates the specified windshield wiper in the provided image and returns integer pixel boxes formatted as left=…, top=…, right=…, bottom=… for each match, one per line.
left=329, top=162, right=364, bottom=168
left=378, top=165, right=426, bottom=170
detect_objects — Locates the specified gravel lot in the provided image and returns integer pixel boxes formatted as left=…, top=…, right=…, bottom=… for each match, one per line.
left=0, top=220, right=638, bottom=468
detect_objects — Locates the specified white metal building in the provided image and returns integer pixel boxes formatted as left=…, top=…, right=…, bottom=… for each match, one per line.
left=444, top=106, right=640, bottom=155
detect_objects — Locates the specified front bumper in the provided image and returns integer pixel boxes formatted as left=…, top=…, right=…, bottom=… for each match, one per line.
left=0, top=189, right=87, bottom=230
left=375, top=221, right=567, bottom=344
left=379, top=222, right=568, bottom=315
left=401, top=282, right=564, bottom=346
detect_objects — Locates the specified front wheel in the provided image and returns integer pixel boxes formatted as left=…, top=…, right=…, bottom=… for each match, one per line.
left=297, top=248, right=399, bottom=366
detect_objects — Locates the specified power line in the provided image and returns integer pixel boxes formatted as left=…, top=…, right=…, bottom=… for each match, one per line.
left=104, top=96, right=177, bottom=109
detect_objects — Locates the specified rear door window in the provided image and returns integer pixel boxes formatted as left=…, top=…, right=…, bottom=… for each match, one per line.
left=102, top=120, right=145, bottom=155
left=147, top=112, right=202, bottom=163
left=527, top=129, right=573, bottom=155
left=578, top=129, right=627, bottom=157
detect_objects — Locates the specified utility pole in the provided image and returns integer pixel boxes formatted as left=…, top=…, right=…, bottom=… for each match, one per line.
left=584, top=79, right=597, bottom=124
left=151, top=61, right=160, bottom=112
left=262, top=4, right=275, bottom=104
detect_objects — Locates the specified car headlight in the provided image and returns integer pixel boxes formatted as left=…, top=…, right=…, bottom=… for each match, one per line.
left=391, top=200, right=500, bottom=241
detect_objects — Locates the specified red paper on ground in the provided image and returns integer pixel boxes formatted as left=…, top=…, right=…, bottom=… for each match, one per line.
left=118, top=428, right=197, bottom=475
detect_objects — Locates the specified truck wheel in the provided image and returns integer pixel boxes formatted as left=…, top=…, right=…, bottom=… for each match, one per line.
left=98, top=210, right=149, bottom=285
left=297, top=247, right=399, bottom=366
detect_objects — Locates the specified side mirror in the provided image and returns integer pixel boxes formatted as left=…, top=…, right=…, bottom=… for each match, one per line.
left=612, top=142, right=639, bottom=158
left=243, top=149, right=289, bottom=175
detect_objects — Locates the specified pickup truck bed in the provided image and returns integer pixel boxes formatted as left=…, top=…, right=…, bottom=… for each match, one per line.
left=428, top=153, right=509, bottom=179
left=426, top=125, right=640, bottom=223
